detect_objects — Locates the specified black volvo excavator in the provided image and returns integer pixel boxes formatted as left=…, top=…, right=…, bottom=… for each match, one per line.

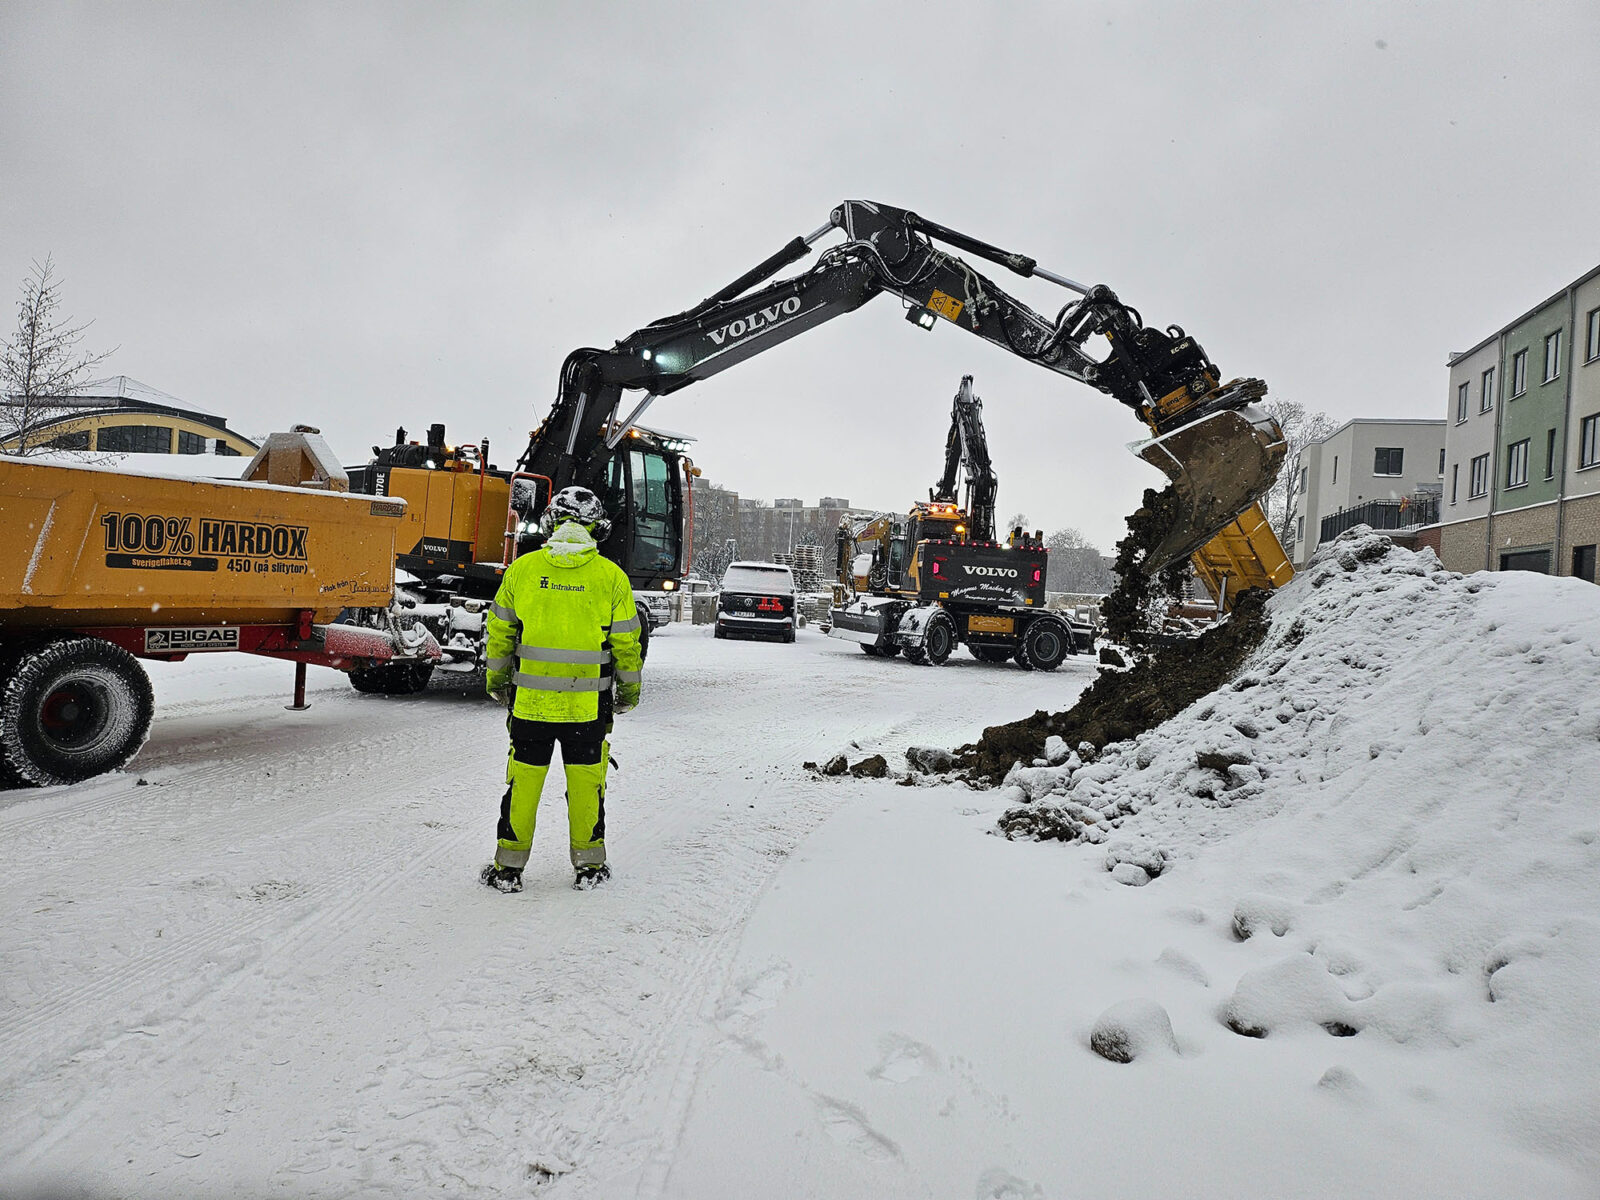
left=351, top=199, right=1290, bottom=690
left=829, top=375, right=1096, bottom=669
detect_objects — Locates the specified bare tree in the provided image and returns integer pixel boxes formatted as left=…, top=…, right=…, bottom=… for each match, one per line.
left=1045, top=526, right=1113, bottom=594
left=1003, top=511, right=1030, bottom=537
left=690, top=481, right=741, bottom=578
left=1, top=257, right=113, bottom=455
left=1263, top=397, right=1334, bottom=546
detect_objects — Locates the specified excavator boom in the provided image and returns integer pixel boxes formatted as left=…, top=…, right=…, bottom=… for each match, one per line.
left=521, top=200, right=1290, bottom=601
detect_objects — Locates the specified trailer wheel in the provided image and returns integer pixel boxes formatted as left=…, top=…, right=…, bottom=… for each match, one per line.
left=969, top=644, right=1013, bottom=664
left=1017, top=617, right=1071, bottom=673
left=923, top=614, right=956, bottom=665
left=1, top=637, right=155, bottom=786
left=348, top=661, right=435, bottom=695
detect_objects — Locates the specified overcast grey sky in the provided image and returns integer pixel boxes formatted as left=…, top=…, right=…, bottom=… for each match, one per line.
left=4, top=1, right=1597, bottom=550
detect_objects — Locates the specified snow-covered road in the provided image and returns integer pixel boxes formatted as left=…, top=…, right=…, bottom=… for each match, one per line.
left=0, top=624, right=1090, bottom=1198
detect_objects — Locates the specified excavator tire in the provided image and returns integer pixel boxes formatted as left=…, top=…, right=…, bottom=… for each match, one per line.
left=902, top=644, right=928, bottom=665
left=923, top=614, right=956, bottom=665
left=1016, top=616, right=1071, bottom=673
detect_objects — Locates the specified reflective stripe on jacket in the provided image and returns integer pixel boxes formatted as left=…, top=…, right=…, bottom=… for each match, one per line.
left=485, top=521, right=642, bottom=722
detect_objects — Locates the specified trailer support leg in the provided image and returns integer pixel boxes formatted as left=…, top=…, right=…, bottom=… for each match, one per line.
left=286, top=661, right=311, bottom=712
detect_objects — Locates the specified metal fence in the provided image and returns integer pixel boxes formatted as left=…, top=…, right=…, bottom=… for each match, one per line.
left=1320, top=493, right=1440, bottom=543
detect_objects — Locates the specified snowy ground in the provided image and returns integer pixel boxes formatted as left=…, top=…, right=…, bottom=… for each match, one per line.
left=4, top=546, right=1598, bottom=1198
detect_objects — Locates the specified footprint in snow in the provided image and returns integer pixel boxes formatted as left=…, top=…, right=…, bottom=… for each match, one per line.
left=815, top=1095, right=900, bottom=1161
left=975, top=1166, right=1044, bottom=1199
left=867, top=1033, right=940, bottom=1083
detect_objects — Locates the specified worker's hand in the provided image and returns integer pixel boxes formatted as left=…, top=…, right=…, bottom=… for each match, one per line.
left=615, top=681, right=641, bottom=714
left=489, top=685, right=513, bottom=707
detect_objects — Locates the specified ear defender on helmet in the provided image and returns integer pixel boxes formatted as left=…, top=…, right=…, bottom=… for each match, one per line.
left=540, top=485, right=613, bottom=540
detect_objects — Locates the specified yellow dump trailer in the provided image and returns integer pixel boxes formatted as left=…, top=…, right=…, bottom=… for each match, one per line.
left=0, top=449, right=438, bottom=786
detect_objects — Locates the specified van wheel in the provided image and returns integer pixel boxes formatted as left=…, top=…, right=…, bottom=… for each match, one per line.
left=1, top=637, right=155, bottom=786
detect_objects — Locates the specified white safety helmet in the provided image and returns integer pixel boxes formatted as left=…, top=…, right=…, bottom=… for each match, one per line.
left=540, top=485, right=612, bottom=539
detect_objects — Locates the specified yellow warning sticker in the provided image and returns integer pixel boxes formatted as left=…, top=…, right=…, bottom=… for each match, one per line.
left=927, top=290, right=964, bottom=322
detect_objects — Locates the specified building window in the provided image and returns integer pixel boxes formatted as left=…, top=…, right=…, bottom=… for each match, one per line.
left=1511, top=349, right=1527, bottom=397
left=1457, top=382, right=1470, bottom=422
left=1374, top=447, right=1403, bottom=476
left=96, top=425, right=172, bottom=454
left=1332, top=455, right=1338, bottom=484
left=1470, top=453, right=1490, bottom=498
left=216, top=443, right=241, bottom=456
left=45, top=430, right=91, bottom=450
left=1546, top=429, right=1558, bottom=479
left=1506, top=438, right=1530, bottom=488
left=1575, top=544, right=1598, bottom=583
left=1296, top=515, right=1304, bottom=544
left=1581, top=414, right=1599, bottom=469
left=1481, top=366, right=1495, bottom=412
left=1438, top=447, right=1446, bottom=475
left=1297, top=466, right=1307, bottom=494
left=178, top=430, right=206, bottom=454
left=1587, top=308, right=1600, bottom=363
left=1450, top=463, right=1459, bottom=504
left=1544, top=330, right=1562, bottom=383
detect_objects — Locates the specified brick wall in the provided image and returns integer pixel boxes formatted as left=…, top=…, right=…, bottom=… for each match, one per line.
left=1413, top=525, right=1442, bottom=559
left=1438, top=518, right=1488, bottom=574
left=1559, top=494, right=1600, bottom=577
left=1488, top=505, right=1558, bottom=568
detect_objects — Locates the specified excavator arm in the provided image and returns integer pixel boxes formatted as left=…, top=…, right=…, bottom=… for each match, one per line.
left=519, top=200, right=1290, bottom=592
left=931, top=375, right=998, bottom=545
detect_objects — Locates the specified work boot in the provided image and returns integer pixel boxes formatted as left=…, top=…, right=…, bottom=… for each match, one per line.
left=573, top=864, right=611, bottom=891
left=480, top=863, right=523, bottom=893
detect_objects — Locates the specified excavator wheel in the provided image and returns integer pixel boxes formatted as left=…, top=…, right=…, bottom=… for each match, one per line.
left=1016, top=616, right=1071, bottom=673
left=922, top=614, right=956, bottom=666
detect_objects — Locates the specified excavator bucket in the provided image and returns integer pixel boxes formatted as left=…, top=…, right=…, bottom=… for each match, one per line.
left=1130, top=405, right=1286, bottom=575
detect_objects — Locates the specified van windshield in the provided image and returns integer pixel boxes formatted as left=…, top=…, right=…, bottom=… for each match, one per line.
left=722, top=565, right=794, bottom=594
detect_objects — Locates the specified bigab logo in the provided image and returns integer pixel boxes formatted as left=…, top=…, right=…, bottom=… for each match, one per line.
left=144, top=627, right=241, bottom=653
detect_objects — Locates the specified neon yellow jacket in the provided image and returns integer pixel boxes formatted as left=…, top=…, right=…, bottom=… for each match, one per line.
left=485, top=521, right=642, bottom=722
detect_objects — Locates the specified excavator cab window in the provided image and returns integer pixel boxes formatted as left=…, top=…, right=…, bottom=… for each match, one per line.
left=887, top=531, right=909, bottom=590
left=627, top=447, right=679, bottom=573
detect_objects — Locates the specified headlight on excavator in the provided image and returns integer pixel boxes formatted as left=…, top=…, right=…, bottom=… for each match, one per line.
left=906, top=304, right=938, bottom=331
left=662, top=579, right=676, bottom=590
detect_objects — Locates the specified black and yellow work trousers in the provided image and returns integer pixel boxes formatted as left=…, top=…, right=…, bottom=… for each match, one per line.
left=494, top=715, right=608, bottom=872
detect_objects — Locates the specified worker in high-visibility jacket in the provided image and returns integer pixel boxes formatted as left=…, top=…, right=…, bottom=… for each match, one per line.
left=479, top=486, right=642, bottom=893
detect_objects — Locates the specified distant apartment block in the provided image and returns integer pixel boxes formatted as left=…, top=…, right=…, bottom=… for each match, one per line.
left=1285, top=419, right=1445, bottom=567
left=1435, top=262, right=1600, bottom=580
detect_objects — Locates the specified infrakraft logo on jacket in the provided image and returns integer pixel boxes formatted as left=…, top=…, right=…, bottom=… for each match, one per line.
left=539, top=577, right=586, bottom=592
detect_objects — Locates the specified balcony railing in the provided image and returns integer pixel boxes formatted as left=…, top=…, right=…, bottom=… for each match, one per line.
left=1320, top=493, right=1440, bottom=543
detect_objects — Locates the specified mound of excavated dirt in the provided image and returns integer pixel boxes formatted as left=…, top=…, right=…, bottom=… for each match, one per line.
left=955, top=588, right=1270, bottom=785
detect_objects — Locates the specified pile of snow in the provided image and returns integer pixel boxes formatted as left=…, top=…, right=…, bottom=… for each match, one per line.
left=996, top=527, right=1600, bottom=1168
